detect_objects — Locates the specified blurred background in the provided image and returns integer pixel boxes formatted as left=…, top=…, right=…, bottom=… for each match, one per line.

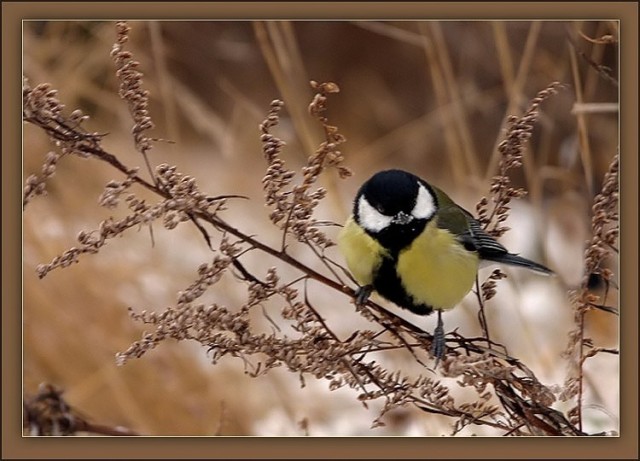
left=23, top=20, right=619, bottom=436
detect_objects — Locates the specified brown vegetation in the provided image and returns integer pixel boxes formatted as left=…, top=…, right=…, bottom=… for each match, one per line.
left=23, top=20, right=618, bottom=436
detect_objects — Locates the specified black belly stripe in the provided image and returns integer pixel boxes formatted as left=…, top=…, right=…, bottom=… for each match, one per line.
left=373, top=255, right=434, bottom=316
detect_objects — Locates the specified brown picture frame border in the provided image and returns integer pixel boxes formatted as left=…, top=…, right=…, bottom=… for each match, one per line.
left=5, top=2, right=637, bottom=459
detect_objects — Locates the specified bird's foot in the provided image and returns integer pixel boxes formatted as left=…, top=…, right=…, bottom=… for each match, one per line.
left=355, top=285, right=373, bottom=306
left=430, top=310, right=446, bottom=368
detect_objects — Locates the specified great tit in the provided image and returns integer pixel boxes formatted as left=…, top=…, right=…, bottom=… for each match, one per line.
left=337, top=169, right=553, bottom=362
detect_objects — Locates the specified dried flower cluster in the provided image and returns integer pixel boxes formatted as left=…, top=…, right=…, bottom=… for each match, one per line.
left=23, top=21, right=612, bottom=436
left=561, top=152, right=619, bottom=430
left=476, top=82, right=565, bottom=238
left=578, top=153, right=619, bottom=290
left=472, top=82, right=565, bottom=352
left=36, top=163, right=229, bottom=279
left=260, top=82, right=351, bottom=250
left=480, top=269, right=509, bottom=302
left=22, top=80, right=101, bottom=207
left=111, top=21, right=155, bottom=166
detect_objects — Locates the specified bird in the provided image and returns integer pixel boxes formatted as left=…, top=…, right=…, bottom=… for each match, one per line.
left=337, top=169, right=553, bottom=363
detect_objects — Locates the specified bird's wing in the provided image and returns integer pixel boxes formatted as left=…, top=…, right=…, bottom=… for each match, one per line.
left=462, top=214, right=510, bottom=257
left=432, top=187, right=552, bottom=274
left=455, top=209, right=553, bottom=274
left=433, top=196, right=508, bottom=257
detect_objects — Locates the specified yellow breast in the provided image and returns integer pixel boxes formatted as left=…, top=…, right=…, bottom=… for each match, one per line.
left=396, top=220, right=478, bottom=310
left=337, top=217, right=386, bottom=286
left=338, top=216, right=478, bottom=311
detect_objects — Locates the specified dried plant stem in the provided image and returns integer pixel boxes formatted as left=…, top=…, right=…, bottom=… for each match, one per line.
left=568, top=30, right=595, bottom=197
left=418, top=22, right=467, bottom=186
left=473, top=275, right=493, bottom=350
left=562, top=152, right=619, bottom=432
left=253, top=21, right=317, bottom=159
left=484, top=21, right=542, bottom=182
left=429, top=22, right=480, bottom=175
left=492, top=22, right=515, bottom=96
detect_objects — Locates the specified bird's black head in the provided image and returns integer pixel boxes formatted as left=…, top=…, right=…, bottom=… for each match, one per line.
left=354, top=169, right=438, bottom=253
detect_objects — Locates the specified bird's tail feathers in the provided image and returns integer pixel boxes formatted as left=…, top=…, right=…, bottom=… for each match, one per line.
left=485, top=253, right=554, bottom=275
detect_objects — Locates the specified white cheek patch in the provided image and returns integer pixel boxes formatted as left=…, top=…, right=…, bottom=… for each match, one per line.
left=357, top=196, right=392, bottom=232
left=412, top=184, right=436, bottom=220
